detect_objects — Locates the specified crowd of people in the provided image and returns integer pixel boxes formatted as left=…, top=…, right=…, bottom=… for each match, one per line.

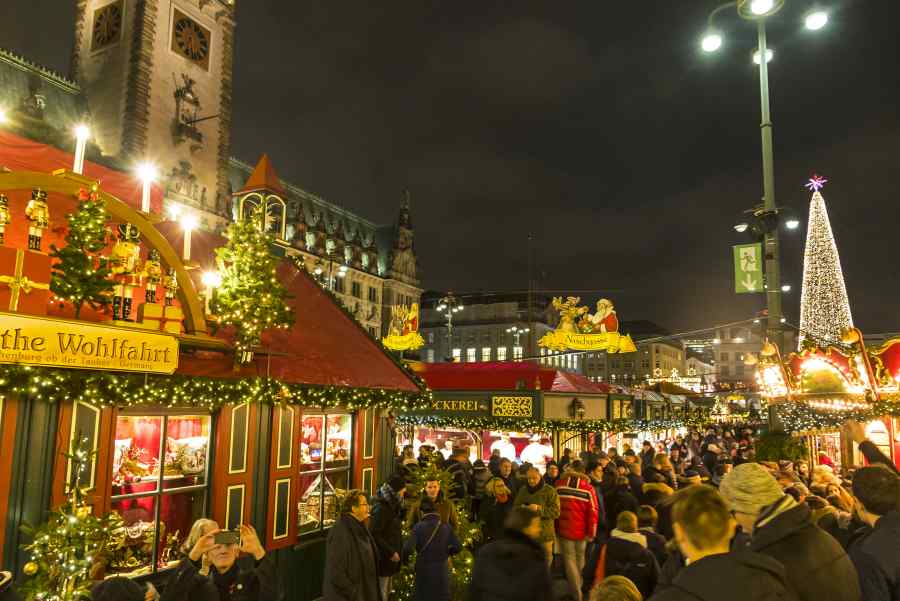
left=324, top=418, right=899, bottom=601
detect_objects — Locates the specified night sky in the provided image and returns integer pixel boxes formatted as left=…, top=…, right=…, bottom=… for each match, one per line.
left=3, top=0, right=898, bottom=334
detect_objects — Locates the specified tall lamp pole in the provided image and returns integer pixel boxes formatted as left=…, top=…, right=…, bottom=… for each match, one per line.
left=506, top=325, right=530, bottom=360
left=436, top=293, right=464, bottom=361
left=701, top=0, right=829, bottom=349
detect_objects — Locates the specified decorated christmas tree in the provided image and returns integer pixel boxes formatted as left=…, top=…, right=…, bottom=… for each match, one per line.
left=19, top=437, right=122, bottom=601
left=798, top=175, right=853, bottom=349
left=392, top=459, right=481, bottom=601
left=49, top=188, right=114, bottom=318
left=212, top=208, right=294, bottom=363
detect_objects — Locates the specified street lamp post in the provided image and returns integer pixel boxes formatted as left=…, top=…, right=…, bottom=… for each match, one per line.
left=436, top=293, right=464, bottom=361
left=701, top=0, right=828, bottom=349
left=506, top=325, right=530, bottom=360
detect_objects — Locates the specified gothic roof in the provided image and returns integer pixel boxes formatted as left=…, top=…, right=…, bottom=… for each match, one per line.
left=235, top=153, right=285, bottom=196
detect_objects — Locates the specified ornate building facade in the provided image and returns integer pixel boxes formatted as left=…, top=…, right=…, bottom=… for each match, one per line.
left=0, top=0, right=421, bottom=334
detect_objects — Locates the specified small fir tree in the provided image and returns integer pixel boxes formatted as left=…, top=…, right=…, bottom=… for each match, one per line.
left=212, top=208, right=294, bottom=363
left=19, top=437, right=122, bottom=601
left=49, top=188, right=114, bottom=318
left=392, top=458, right=481, bottom=601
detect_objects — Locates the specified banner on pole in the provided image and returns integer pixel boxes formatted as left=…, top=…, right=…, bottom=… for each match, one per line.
left=733, top=243, right=763, bottom=294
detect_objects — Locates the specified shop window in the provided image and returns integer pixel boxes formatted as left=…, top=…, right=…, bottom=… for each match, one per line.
left=299, top=413, right=352, bottom=535
left=110, top=413, right=211, bottom=576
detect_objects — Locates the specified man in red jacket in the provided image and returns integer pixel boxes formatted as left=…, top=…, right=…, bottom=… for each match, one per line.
left=556, top=467, right=600, bottom=601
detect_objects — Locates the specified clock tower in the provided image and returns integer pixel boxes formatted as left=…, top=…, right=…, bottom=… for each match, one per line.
left=72, top=0, right=235, bottom=228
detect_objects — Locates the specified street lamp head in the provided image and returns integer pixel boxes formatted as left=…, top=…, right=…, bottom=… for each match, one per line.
left=137, top=162, right=157, bottom=183
left=753, top=48, right=774, bottom=64
left=805, top=10, right=828, bottom=31
left=74, top=124, right=91, bottom=141
left=737, top=0, right=785, bottom=18
left=734, top=222, right=750, bottom=233
left=701, top=31, right=723, bottom=52
left=750, top=0, right=775, bottom=15
left=781, top=284, right=792, bottom=292
left=785, top=218, right=800, bottom=230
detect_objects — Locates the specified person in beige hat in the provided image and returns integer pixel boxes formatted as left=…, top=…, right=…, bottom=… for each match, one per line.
left=719, top=463, right=861, bottom=601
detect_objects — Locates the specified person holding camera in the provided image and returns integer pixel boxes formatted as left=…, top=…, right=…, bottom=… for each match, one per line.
left=161, top=521, right=280, bottom=601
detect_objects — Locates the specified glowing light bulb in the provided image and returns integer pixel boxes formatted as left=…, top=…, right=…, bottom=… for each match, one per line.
left=805, top=10, right=828, bottom=31
left=701, top=32, right=723, bottom=52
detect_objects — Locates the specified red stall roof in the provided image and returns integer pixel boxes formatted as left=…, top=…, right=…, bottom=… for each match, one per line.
left=410, top=361, right=611, bottom=394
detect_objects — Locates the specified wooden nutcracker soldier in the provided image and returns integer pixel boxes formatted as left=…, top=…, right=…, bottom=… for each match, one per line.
left=163, top=267, right=178, bottom=306
left=143, top=249, right=163, bottom=303
left=0, top=194, right=10, bottom=245
left=110, top=223, right=141, bottom=321
left=25, top=188, right=49, bottom=251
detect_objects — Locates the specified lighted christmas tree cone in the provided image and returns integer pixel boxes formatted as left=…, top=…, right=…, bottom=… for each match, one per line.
left=798, top=175, right=854, bottom=349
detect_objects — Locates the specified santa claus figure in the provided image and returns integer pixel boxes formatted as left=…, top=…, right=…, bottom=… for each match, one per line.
left=588, top=298, right=619, bottom=333
left=402, top=302, right=420, bottom=335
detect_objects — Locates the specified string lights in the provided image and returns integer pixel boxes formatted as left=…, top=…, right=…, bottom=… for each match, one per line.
left=774, top=398, right=900, bottom=433
left=0, top=365, right=433, bottom=412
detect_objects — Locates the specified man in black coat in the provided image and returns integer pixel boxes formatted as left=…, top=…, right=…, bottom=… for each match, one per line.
left=369, top=475, right=407, bottom=601
left=161, top=524, right=280, bottom=601
left=649, top=485, right=796, bottom=601
left=446, top=448, right=474, bottom=502
left=719, top=463, right=861, bottom=601
left=324, top=490, right=382, bottom=601
left=469, top=506, right=553, bottom=601
left=848, top=464, right=900, bottom=600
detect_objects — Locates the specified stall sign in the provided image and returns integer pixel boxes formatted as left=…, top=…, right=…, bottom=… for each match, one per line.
left=539, top=297, right=637, bottom=353
left=0, top=312, right=179, bottom=374
left=491, top=395, right=534, bottom=417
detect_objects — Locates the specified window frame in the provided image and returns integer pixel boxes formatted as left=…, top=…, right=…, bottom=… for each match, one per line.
left=298, top=411, right=354, bottom=537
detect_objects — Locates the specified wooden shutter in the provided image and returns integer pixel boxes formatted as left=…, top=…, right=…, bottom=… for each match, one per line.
left=265, top=404, right=300, bottom=549
left=354, top=408, right=379, bottom=496
left=212, top=402, right=258, bottom=530
left=51, top=401, right=116, bottom=513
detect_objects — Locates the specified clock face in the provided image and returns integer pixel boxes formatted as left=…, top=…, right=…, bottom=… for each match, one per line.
left=171, top=10, right=211, bottom=69
left=91, top=1, right=123, bottom=51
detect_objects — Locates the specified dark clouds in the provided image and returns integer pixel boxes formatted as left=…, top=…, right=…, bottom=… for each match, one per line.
left=2, top=0, right=898, bottom=333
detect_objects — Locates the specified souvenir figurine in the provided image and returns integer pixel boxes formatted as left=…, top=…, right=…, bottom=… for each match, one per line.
left=110, top=223, right=141, bottom=320
left=25, top=188, right=49, bottom=251
left=0, top=194, right=10, bottom=245
left=143, top=249, right=163, bottom=304
left=163, top=267, right=178, bottom=306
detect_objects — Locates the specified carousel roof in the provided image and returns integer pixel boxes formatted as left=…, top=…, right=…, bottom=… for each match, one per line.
left=410, top=361, right=611, bottom=394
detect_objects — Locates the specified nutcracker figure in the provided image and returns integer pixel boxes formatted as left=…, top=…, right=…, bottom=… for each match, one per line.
left=0, top=195, right=10, bottom=245
left=163, top=267, right=178, bottom=306
left=143, top=249, right=163, bottom=304
left=110, top=223, right=141, bottom=321
left=25, top=188, right=49, bottom=251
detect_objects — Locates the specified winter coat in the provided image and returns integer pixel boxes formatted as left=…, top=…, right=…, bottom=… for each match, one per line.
left=0, top=573, right=21, bottom=601
left=323, top=514, right=381, bottom=601
left=603, top=486, right=640, bottom=532
left=469, top=530, right=554, bottom=601
left=751, top=501, right=861, bottom=601
left=555, top=473, right=599, bottom=541
left=640, top=448, right=656, bottom=471
left=849, top=510, right=900, bottom=601
left=649, top=551, right=798, bottom=601
left=369, top=484, right=405, bottom=577
left=498, top=473, right=520, bottom=499
left=627, top=472, right=644, bottom=501
left=480, top=492, right=514, bottom=542
left=603, top=530, right=660, bottom=599
left=514, top=481, right=561, bottom=542
left=472, top=462, right=491, bottom=499
left=446, top=459, right=474, bottom=501
left=160, top=554, right=281, bottom=601
left=406, top=493, right=459, bottom=532
left=640, top=526, right=668, bottom=568
left=402, top=514, right=462, bottom=601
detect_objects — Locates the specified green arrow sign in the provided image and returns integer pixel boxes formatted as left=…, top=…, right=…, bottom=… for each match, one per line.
left=734, top=243, right=763, bottom=294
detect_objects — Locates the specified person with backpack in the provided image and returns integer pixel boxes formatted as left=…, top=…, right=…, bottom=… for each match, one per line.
left=369, top=475, right=407, bottom=601
left=598, top=511, right=659, bottom=599
left=402, top=498, right=462, bottom=601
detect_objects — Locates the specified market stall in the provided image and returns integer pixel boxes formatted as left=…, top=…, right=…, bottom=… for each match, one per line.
left=755, top=330, right=900, bottom=471
left=0, top=164, right=428, bottom=600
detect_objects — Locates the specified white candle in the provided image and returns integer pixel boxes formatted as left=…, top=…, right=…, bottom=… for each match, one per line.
left=73, top=125, right=90, bottom=175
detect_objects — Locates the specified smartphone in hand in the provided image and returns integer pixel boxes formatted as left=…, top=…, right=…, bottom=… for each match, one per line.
left=214, top=530, right=240, bottom=546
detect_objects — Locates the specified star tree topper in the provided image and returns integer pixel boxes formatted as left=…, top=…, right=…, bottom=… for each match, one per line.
left=805, top=174, right=828, bottom=192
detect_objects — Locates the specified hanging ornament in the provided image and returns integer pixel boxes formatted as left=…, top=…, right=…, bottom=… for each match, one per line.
left=23, top=561, right=39, bottom=576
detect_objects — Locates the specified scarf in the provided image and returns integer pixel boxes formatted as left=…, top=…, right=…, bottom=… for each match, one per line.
left=527, top=480, right=544, bottom=494
left=610, top=529, right=647, bottom=548
left=755, top=494, right=798, bottom=530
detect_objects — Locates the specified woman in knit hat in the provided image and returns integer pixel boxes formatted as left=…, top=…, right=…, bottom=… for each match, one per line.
left=719, top=463, right=861, bottom=601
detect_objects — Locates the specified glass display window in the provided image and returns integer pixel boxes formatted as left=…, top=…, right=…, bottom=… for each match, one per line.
left=298, top=412, right=352, bottom=536
left=109, top=412, right=211, bottom=576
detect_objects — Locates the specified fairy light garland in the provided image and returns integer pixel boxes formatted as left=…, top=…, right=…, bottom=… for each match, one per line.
left=0, top=365, right=432, bottom=412
left=774, top=398, right=900, bottom=433
left=395, top=411, right=711, bottom=434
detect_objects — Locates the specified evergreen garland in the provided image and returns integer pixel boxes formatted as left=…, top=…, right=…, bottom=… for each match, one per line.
left=212, top=208, right=294, bottom=363
left=19, top=438, right=122, bottom=601
left=49, top=188, right=114, bottom=318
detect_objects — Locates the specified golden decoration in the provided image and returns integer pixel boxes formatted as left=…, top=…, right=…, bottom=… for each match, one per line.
left=23, top=561, right=38, bottom=576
